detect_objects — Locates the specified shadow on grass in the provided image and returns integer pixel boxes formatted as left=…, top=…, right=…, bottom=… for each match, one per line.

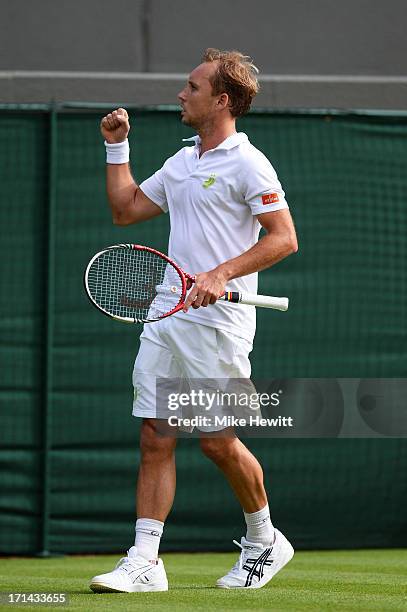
left=81, top=585, right=219, bottom=594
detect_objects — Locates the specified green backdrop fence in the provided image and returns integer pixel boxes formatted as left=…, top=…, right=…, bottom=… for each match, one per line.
left=1, top=105, right=406, bottom=554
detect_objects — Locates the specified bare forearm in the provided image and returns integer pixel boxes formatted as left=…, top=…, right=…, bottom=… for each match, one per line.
left=101, top=108, right=157, bottom=226
left=106, top=163, right=138, bottom=224
left=183, top=207, right=298, bottom=311
left=217, top=231, right=297, bottom=282
left=183, top=229, right=297, bottom=311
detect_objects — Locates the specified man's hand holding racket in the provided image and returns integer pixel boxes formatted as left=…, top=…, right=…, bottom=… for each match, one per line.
left=84, top=244, right=289, bottom=324
left=100, top=107, right=130, bottom=143
left=183, top=268, right=228, bottom=311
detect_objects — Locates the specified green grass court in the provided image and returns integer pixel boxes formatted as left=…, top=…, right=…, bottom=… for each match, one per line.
left=1, top=549, right=406, bottom=611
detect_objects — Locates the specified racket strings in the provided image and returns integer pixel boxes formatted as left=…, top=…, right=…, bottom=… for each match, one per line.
left=87, top=248, right=184, bottom=321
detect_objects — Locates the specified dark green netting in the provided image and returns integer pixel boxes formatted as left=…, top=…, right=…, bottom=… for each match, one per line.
left=0, top=107, right=406, bottom=554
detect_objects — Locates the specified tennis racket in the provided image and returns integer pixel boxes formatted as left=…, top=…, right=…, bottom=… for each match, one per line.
left=84, top=244, right=289, bottom=324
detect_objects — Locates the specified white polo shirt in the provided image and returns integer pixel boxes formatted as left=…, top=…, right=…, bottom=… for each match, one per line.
left=139, top=132, right=289, bottom=342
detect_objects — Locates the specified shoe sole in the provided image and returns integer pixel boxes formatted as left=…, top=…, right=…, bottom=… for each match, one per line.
left=90, top=581, right=168, bottom=593
left=216, top=530, right=294, bottom=590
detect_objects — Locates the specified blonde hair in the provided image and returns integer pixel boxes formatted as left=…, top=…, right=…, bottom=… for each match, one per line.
left=202, top=48, right=259, bottom=117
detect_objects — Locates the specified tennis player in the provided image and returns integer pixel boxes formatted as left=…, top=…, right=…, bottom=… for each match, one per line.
left=90, top=48, right=298, bottom=593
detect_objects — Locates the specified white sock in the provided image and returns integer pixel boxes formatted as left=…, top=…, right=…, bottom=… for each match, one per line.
left=244, top=503, right=275, bottom=547
left=134, top=518, right=164, bottom=561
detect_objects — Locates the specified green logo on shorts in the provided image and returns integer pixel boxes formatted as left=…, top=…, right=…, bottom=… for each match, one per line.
left=203, top=173, right=216, bottom=188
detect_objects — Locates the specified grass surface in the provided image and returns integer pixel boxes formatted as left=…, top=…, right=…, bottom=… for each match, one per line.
left=0, top=549, right=406, bottom=611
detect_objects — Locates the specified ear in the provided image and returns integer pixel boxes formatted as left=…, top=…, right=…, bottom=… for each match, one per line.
left=217, top=92, right=229, bottom=110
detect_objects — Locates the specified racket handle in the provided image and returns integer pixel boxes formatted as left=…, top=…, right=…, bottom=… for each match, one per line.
left=220, top=291, right=289, bottom=311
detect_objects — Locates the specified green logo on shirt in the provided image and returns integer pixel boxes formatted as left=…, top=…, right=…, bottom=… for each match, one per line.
left=202, top=174, right=216, bottom=188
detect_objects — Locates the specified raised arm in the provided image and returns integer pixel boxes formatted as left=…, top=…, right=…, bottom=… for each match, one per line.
left=101, top=108, right=164, bottom=226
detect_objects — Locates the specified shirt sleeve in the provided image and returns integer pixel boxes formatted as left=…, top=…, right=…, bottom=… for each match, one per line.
left=139, top=167, right=169, bottom=213
left=242, top=150, right=289, bottom=215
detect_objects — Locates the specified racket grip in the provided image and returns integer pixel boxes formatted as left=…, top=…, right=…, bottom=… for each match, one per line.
left=220, top=291, right=289, bottom=311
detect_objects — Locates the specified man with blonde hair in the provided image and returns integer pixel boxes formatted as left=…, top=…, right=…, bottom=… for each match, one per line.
left=90, top=48, right=297, bottom=592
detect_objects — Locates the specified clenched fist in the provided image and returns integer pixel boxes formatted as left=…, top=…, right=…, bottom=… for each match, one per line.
left=100, top=107, right=130, bottom=143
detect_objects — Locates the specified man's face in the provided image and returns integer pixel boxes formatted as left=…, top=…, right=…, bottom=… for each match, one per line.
left=178, top=62, right=220, bottom=129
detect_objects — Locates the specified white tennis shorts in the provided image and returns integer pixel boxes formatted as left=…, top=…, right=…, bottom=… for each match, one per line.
left=132, top=316, right=253, bottom=428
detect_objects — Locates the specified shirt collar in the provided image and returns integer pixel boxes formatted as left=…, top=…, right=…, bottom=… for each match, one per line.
left=182, top=132, right=248, bottom=151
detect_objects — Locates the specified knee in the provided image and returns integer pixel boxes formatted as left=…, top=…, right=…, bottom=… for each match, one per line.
left=200, top=437, right=236, bottom=464
left=140, top=419, right=176, bottom=461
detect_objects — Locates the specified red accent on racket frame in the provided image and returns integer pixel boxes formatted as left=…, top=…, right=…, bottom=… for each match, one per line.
left=130, top=244, right=191, bottom=319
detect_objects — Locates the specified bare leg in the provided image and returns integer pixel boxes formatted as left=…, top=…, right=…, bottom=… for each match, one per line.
left=200, top=431, right=267, bottom=513
left=136, top=419, right=177, bottom=521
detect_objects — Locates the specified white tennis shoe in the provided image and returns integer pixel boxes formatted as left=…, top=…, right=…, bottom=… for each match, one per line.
left=216, top=529, right=294, bottom=589
left=89, top=546, right=168, bottom=593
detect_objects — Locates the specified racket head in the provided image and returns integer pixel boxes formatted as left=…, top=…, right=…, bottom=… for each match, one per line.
left=84, top=244, right=189, bottom=323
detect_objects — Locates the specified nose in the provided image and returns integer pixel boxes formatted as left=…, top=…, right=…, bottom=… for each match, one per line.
left=178, top=88, right=186, bottom=102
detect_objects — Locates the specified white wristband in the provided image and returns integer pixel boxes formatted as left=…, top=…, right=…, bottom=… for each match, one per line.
left=105, top=139, right=130, bottom=164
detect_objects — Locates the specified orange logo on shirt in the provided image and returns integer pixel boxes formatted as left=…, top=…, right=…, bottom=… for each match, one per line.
left=262, top=193, right=279, bottom=205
